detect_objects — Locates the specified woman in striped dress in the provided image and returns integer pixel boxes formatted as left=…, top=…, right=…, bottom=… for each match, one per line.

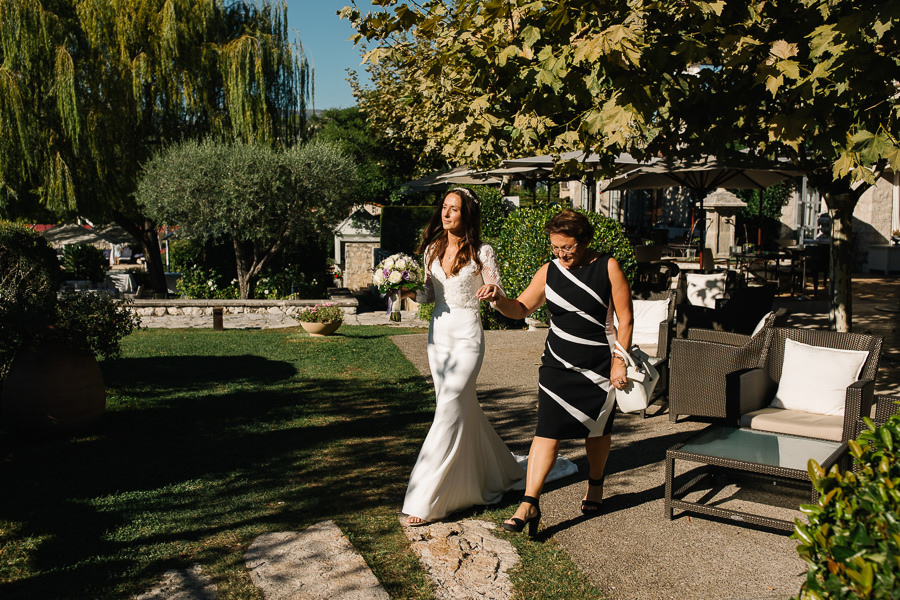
left=481, top=209, right=633, bottom=535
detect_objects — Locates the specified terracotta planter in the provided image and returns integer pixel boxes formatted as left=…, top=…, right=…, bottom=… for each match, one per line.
left=299, top=321, right=342, bottom=337
left=0, top=342, right=106, bottom=434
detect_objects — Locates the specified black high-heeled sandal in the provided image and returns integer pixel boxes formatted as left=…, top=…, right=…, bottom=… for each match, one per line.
left=581, top=476, right=605, bottom=514
left=502, top=496, right=541, bottom=537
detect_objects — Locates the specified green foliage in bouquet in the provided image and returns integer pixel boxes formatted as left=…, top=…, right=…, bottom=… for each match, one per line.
left=792, top=410, right=900, bottom=600
left=294, top=303, right=344, bottom=323
left=495, top=205, right=635, bottom=324
left=61, top=243, right=109, bottom=282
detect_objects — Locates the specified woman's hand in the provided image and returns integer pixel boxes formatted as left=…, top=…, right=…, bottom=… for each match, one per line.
left=476, top=283, right=501, bottom=302
left=610, top=356, right=628, bottom=390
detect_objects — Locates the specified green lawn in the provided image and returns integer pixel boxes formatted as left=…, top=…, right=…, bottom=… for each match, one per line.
left=0, top=326, right=601, bottom=599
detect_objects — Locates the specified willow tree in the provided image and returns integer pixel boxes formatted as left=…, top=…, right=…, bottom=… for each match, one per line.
left=345, top=0, right=899, bottom=331
left=0, top=0, right=309, bottom=295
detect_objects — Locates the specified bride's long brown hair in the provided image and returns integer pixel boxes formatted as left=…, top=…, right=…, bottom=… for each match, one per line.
left=417, top=187, right=483, bottom=276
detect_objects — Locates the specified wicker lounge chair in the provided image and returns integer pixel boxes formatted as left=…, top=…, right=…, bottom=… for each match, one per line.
left=669, top=327, right=882, bottom=443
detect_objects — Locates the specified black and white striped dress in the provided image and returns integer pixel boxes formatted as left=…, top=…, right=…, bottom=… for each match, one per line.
left=536, top=256, right=617, bottom=440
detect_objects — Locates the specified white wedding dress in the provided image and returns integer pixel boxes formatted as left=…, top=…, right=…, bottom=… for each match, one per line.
left=402, top=244, right=526, bottom=522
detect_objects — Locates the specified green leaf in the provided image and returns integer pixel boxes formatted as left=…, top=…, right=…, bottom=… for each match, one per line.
left=775, top=59, right=800, bottom=80
left=521, top=25, right=541, bottom=49
left=765, top=74, right=783, bottom=96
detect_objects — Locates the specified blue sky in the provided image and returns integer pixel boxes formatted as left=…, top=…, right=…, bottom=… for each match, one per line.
left=284, top=1, right=376, bottom=110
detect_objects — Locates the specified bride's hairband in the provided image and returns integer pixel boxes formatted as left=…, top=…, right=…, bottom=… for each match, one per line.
left=449, top=187, right=479, bottom=204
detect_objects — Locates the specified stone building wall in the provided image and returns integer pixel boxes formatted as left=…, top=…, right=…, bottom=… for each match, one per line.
left=344, top=242, right=378, bottom=291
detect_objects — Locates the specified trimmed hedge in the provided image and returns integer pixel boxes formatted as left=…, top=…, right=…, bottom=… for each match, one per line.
left=380, top=205, right=434, bottom=255
left=494, top=204, right=635, bottom=323
left=793, top=411, right=900, bottom=599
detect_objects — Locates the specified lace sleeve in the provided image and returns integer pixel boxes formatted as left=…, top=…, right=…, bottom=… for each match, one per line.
left=479, top=244, right=506, bottom=298
left=415, top=247, right=435, bottom=304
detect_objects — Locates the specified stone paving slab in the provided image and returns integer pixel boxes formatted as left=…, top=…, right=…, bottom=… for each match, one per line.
left=244, top=522, right=389, bottom=600
left=400, top=518, right=519, bottom=600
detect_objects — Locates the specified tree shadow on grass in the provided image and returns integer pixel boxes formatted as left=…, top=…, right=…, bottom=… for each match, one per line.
left=0, top=366, right=435, bottom=600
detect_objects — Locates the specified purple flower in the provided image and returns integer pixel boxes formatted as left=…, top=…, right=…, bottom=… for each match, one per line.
left=402, top=270, right=409, bottom=280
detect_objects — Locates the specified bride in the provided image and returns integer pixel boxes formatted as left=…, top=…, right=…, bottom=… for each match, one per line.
left=399, top=187, right=525, bottom=525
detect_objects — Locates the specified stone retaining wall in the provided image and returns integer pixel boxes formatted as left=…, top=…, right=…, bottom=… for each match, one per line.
left=128, top=297, right=358, bottom=318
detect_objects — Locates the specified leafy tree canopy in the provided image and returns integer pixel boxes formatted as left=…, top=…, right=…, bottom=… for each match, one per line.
left=344, top=0, right=898, bottom=182
left=309, top=106, right=428, bottom=205
left=345, top=0, right=899, bottom=331
left=135, top=138, right=359, bottom=299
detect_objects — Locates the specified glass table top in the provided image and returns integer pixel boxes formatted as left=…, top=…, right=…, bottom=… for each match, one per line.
left=678, top=426, right=842, bottom=472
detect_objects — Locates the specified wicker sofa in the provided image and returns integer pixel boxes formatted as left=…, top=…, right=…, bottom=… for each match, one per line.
left=669, top=327, right=883, bottom=443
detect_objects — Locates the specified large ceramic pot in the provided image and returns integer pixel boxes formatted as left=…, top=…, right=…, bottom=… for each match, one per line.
left=299, top=321, right=341, bottom=337
left=0, top=342, right=106, bottom=434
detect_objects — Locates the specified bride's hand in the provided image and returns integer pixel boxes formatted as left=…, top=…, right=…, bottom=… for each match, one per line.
left=477, top=284, right=500, bottom=302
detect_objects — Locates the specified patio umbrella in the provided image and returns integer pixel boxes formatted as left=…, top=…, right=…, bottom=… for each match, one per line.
left=601, top=155, right=804, bottom=268
left=41, top=223, right=108, bottom=248
left=494, top=151, right=645, bottom=203
left=401, top=166, right=501, bottom=192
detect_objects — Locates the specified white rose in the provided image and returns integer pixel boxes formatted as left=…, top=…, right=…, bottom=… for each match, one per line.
left=388, top=270, right=403, bottom=284
left=395, top=257, right=407, bottom=269
left=383, top=258, right=395, bottom=269
left=373, top=271, right=385, bottom=285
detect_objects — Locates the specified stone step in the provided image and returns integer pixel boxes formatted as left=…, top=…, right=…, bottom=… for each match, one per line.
left=135, top=518, right=518, bottom=600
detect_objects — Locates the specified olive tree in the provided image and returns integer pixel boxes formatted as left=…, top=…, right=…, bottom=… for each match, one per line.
left=136, top=138, right=358, bottom=299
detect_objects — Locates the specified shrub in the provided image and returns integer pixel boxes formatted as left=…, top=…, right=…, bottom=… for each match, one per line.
left=0, top=225, right=141, bottom=385
left=61, top=243, right=108, bottom=282
left=474, top=185, right=507, bottom=240
left=294, top=303, right=344, bottom=323
left=0, top=222, right=61, bottom=314
left=175, top=265, right=239, bottom=299
left=0, top=224, right=62, bottom=379
left=380, top=205, right=434, bottom=254
left=792, top=412, right=900, bottom=600
left=51, top=291, right=142, bottom=359
left=494, top=204, right=635, bottom=323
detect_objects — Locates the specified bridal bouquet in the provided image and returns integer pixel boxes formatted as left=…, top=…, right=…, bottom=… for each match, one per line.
left=372, top=252, right=424, bottom=322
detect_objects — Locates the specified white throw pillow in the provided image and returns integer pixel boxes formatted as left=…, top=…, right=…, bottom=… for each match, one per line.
left=685, top=272, right=727, bottom=308
left=771, top=338, right=869, bottom=416
left=616, top=299, right=670, bottom=347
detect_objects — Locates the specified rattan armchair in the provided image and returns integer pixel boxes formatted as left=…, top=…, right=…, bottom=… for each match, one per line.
left=855, top=395, right=900, bottom=438
left=669, top=328, right=883, bottom=443
left=669, top=324, right=770, bottom=422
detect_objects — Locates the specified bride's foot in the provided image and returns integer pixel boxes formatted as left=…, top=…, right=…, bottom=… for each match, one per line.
left=502, top=496, right=541, bottom=537
left=581, top=476, right=605, bottom=514
left=406, top=515, right=428, bottom=527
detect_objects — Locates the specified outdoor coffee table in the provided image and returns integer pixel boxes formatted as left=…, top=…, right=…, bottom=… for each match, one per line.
left=664, top=426, right=848, bottom=532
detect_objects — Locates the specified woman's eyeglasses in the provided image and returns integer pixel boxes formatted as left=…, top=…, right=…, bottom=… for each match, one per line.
left=550, top=243, right=578, bottom=256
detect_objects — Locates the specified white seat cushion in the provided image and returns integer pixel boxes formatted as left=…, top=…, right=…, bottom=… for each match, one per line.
left=615, top=298, right=670, bottom=354
left=740, top=407, right=844, bottom=442
left=771, top=338, right=869, bottom=416
left=685, top=272, right=727, bottom=308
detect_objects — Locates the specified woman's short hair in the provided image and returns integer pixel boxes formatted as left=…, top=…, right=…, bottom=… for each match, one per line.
left=544, top=208, right=594, bottom=244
